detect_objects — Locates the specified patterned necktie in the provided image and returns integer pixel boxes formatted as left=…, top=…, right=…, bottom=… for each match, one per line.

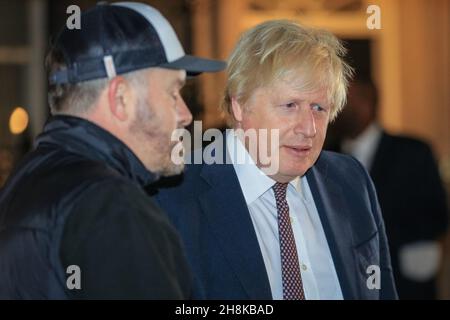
left=272, top=182, right=305, bottom=300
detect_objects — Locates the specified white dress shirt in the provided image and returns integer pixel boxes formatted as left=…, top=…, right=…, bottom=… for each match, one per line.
left=226, top=130, right=343, bottom=300
left=341, top=122, right=382, bottom=170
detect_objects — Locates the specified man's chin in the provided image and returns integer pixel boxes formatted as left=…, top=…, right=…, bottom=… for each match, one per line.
left=160, top=162, right=185, bottom=177
left=277, top=164, right=311, bottom=179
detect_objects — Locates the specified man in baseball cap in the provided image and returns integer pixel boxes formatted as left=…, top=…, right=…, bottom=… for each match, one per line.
left=0, top=2, right=225, bottom=299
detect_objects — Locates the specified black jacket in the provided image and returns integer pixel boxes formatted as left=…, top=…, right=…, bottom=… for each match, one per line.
left=329, top=130, right=449, bottom=299
left=369, top=132, right=448, bottom=299
left=0, top=115, right=191, bottom=299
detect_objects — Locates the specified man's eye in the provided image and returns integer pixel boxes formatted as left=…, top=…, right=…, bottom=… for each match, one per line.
left=311, top=103, right=324, bottom=112
left=284, top=102, right=297, bottom=109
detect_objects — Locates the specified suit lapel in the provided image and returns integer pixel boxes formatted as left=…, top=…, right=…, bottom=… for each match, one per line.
left=199, top=162, right=273, bottom=299
left=306, top=156, right=360, bottom=299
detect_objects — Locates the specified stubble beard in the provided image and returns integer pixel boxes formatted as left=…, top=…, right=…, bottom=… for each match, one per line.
left=131, top=97, right=185, bottom=177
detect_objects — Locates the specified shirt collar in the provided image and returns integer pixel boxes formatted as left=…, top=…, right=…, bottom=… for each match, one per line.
left=341, top=122, right=382, bottom=169
left=226, top=129, right=304, bottom=205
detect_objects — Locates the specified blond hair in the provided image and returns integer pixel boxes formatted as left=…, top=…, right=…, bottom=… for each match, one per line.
left=221, top=20, right=353, bottom=125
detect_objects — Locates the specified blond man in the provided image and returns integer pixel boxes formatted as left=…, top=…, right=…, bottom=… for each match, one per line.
left=157, top=20, right=397, bottom=300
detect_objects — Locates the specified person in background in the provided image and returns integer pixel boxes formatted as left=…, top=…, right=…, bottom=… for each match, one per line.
left=332, top=76, right=449, bottom=299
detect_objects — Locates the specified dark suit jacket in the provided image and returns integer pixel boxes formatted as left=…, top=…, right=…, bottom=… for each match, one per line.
left=154, top=143, right=398, bottom=300
left=371, top=132, right=448, bottom=248
left=369, top=132, right=448, bottom=299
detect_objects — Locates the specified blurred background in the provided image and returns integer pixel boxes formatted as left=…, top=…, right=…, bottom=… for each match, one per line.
left=0, top=0, right=449, bottom=299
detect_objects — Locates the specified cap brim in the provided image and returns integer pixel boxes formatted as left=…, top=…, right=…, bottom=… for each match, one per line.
left=160, top=55, right=226, bottom=76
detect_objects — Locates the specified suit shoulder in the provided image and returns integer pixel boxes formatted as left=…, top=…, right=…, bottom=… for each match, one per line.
left=318, top=150, right=367, bottom=177
left=384, top=133, right=433, bottom=155
left=317, top=151, right=374, bottom=198
left=153, top=162, right=205, bottom=205
left=319, top=149, right=354, bottom=163
left=317, top=151, right=383, bottom=226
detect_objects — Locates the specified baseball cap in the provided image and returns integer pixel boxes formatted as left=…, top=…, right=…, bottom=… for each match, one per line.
left=49, top=2, right=226, bottom=85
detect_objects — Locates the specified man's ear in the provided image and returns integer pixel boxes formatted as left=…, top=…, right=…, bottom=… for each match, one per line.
left=231, top=97, right=244, bottom=122
left=107, top=76, right=133, bottom=122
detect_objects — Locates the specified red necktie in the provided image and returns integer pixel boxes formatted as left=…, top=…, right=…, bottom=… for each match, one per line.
left=273, top=182, right=305, bottom=300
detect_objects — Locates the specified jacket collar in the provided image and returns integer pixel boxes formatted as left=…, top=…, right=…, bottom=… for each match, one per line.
left=35, top=115, right=158, bottom=187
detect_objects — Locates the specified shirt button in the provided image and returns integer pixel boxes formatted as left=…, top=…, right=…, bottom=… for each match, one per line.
left=301, top=264, right=307, bottom=271
left=290, top=216, right=294, bottom=224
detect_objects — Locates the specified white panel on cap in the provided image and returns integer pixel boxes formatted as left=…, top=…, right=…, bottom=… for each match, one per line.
left=113, top=2, right=185, bottom=62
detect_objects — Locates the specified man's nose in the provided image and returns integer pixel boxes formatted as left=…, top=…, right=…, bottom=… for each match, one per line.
left=177, top=97, right=193, bottom=127
left=293, top=106, right=317, bottom=138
